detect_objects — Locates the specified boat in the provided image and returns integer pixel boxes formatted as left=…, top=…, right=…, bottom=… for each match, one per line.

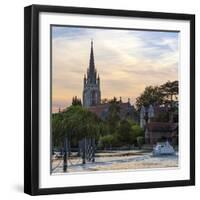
left=153, top=141, right=175, bottom=156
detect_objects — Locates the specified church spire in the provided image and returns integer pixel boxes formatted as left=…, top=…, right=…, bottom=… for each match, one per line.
left=89, top=39, right=95, bottom=73
left=87, top=39, right=97, bottom=84
left=83, top=40, right=101, bottom=107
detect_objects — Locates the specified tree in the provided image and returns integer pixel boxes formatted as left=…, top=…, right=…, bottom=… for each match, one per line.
left=52, top=105, right=101, bottom=148
left=160, top=80, right=178, bottom=117
left=137, top=136, right=144, bottom=149
left=101, top=98, right=109, bottom=104
left=136, top=86, right=164, bottom=110
left=117, top=120, right=133, bottom=146
left=98, top=121, right=109, bottom=136
left=99, top=134, right=116, bottom=149
left=72, top=96, right=82, bottom=106
left=63, top=106, right=101, bottom=139
left=106, top=97, right=121, bottom=134
left=131, top=124, right=144, bottom=138
left=135, top=80, right=178, bottom=110
left=52, top=112, right=65, bottom=147
left=160, top=80, right=178, bottom=103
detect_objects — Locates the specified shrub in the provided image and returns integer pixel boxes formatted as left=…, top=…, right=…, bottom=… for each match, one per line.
left=117, top=120, right=133, bottom=146
left=99, top=135, right=115, bottom=149
left=137, top=136, right=144, bottom=149
left=131, top=124, right=144, bottom=138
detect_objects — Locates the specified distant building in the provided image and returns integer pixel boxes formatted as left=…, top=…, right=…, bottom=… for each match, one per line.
left=146, top=122, right=178, bottom=144
left=88, top=101, right=137, bottom=121
left=140, top=104, right=178, bottom=144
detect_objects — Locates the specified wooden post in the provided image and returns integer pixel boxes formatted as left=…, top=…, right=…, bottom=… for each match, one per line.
left=68, top=140, right=71, bottom=156
left=92, top=138, right=95, bottom=162
left=63, top=137, right=68, bottom=172
left=87, top=138, right=90, bottom=161
left=78, top=140, right=81, bottom=156
left=82, top=137, right=86, bottom=164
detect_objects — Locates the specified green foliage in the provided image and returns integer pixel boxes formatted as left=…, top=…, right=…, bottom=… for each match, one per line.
left=99, top=122, right=110, bottom=136
left=117, top=120, right=144, bottom=145
left=137, top=136, right=144, bottom=149
left=135, top=80, right=178, bottom=110
left=53, top=80, right=179, bottom=149
left=116, top=120, right=135, bottom=146
left=160, top=80, right=178, bottom=103
left=131, top=124, right=144, bottom=138
left=136, top=86, right=164, bottom=110
left=52, top=97, right=145, bottom=149
left=98, top=120, right=145, bottom=148
left=106, top=97, right=121, bottom=133
left=98, top=134, right=117, bottom=148
left=52, top=112, right=65, bottom=147
left=52, top=105, right=101, bottom=147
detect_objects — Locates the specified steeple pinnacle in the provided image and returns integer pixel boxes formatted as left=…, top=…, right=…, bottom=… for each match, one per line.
left=91, top=39, right=93, bottom=48
left=89, top=39, right=95, bottom=73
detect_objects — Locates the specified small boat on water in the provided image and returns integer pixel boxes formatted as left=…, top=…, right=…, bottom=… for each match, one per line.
left=153, top=141, right=175, bottom=156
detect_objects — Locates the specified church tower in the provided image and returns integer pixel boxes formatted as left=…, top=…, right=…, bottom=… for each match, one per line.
left=83, top=40, right=101, bottom=107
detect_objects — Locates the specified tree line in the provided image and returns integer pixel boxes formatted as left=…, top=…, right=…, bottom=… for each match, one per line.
left=136, top=80, right=178, bottom=110
left=52, top=80, right=178, bottom=150
left=52, top=97, right=144, bottom=150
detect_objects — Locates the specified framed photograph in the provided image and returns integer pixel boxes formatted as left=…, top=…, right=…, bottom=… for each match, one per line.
left=24, top=4, right=195, bottom=195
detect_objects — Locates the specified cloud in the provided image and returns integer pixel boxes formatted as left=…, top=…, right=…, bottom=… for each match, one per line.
left=52, top=26, right=179, bottom=112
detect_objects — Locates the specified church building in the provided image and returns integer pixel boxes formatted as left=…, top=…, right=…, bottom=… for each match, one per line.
left=83, top=40, right=101, bottom=107
left=82, top=41, right=137, bottom=121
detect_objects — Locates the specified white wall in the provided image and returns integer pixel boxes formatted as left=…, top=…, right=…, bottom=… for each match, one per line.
left=0, top=0, right=199, bottom=199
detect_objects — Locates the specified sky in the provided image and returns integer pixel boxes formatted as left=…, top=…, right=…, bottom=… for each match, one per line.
left=52, top=26, right=179, bottom=113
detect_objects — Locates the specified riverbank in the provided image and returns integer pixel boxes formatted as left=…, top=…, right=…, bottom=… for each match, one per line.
left=52, top=150, right=178, bottom=173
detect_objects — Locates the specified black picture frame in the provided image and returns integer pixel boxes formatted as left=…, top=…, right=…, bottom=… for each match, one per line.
left=24, top=4, right=195, bottom=196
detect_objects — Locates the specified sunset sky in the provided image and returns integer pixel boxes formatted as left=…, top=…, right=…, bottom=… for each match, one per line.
left=52, top=26, right=179, bottom=113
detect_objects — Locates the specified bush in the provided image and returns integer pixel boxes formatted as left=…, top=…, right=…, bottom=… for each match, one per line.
left=117, top=120, right=133, bottom=146
left=131, top=125, right=144, bottom=138
left=137, top=136, right=144, bottom=149
left=113, top=121, right=144, bottom=147
left=99, top=135, right=115, bottom=149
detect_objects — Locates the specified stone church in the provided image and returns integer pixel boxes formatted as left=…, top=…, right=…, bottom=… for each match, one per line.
left=82, top=41, right=137, bottom=121
left=83, top=40, right=101, bottom=108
